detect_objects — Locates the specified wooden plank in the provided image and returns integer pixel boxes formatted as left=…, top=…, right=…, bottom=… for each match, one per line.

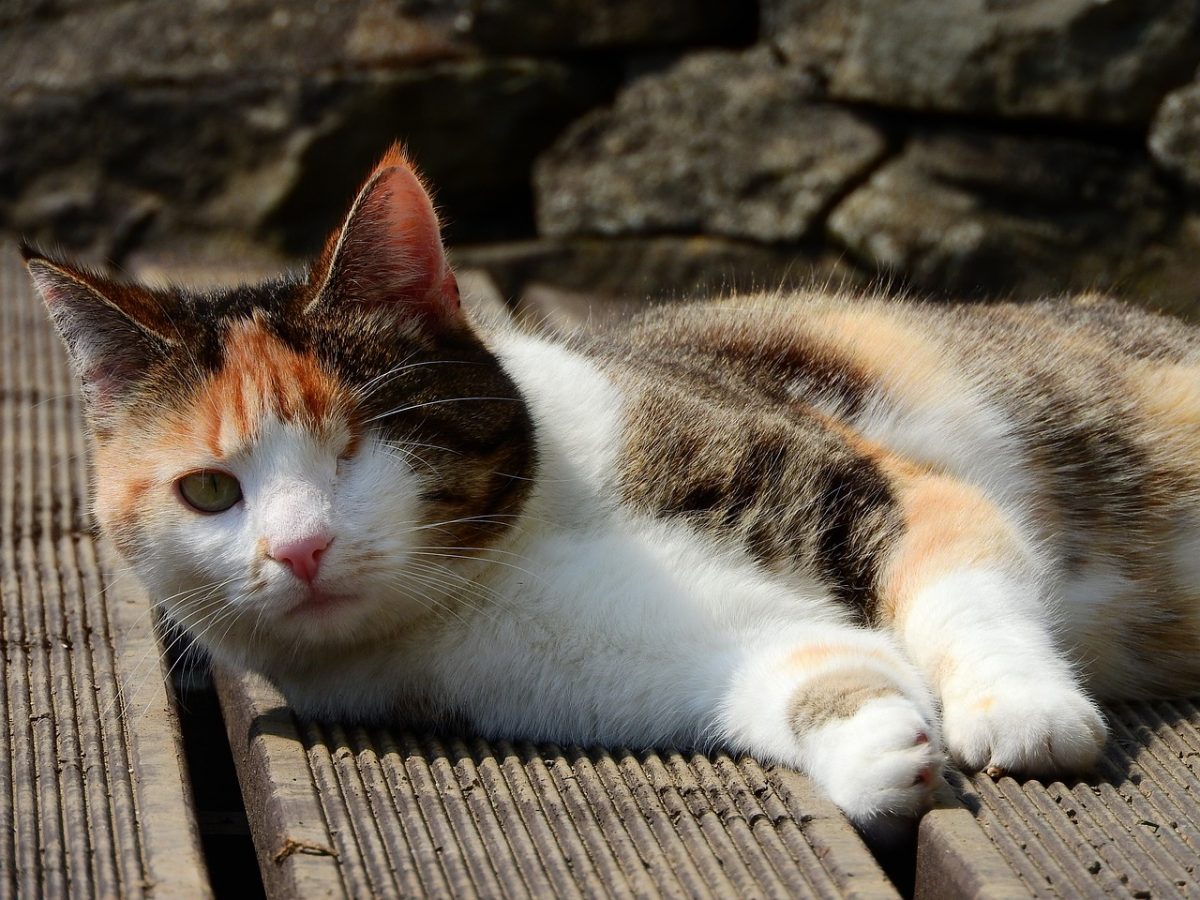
left=916, top=808, right=1028, bottom=899
left=215, top=670, right=344, bottom=899
left=916, top=701, right=1200, bottom=898
left=0, top=244, right=211, bottom=898
left=216, top=670, right=898, bottom=899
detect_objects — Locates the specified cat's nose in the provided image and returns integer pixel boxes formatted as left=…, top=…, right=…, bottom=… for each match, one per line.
left=269, top=534, right=331, bottom=583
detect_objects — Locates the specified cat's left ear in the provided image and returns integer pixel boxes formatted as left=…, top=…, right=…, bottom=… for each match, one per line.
left=22, top=246, right=177, bottom=424
left=305, top=144, right=462, bottom=330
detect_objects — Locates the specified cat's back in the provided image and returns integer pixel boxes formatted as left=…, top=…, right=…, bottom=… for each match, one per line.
left=600, top=289, right=1200, bottom=379
left=589, top=289, right=1200, bottom=440
left=570, top=290, right=1200, bottom=611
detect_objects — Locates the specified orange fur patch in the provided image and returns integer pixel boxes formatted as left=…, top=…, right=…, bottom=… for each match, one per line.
left=94, top=471, right=154, bottom=551
left=879, top=470, right=1025, bottom=621
left=193, top=316, right=350, bottom=459
left=785, top=643, right=889, bottom=670
left=807, top=307, right=960, bottom=411
left=1134, top=363, right=1200, bottom=448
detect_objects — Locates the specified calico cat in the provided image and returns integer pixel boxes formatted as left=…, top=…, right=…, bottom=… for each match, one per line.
left=24, top=146, right=1200, bottom=839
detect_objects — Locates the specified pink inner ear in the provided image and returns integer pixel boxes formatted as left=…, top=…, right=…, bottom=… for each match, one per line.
left=365, top=166, right=445, bottom=297
left=314, top=151, right=461, bottom=327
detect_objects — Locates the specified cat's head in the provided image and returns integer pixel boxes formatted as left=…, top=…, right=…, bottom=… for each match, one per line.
left=24, top=146, right=535, bottom=671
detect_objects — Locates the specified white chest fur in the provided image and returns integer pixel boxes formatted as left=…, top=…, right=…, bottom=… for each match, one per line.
left=277, top=332, right=847, bottom=748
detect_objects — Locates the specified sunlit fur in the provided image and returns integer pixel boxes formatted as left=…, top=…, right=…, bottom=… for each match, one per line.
left=26, top=147, right=1200, bottom=840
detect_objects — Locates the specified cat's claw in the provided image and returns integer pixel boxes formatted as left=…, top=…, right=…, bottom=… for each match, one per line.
left=942, top=680, right=1107, bottom=778
left=804, top=695, right=946, bottom=842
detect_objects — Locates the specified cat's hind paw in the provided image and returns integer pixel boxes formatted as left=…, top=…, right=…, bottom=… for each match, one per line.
left=942, top=680, right=1106, bottom=778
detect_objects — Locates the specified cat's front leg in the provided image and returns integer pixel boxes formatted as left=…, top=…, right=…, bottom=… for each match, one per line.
left=896, top=568, right=1107, bottom=776
left=722, top=629, right=944, bottom=839
left=879, top=473, right=1107, bottom=777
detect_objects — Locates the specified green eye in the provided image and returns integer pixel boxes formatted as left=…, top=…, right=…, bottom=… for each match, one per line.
left=178, top=470, right=242, bottom=513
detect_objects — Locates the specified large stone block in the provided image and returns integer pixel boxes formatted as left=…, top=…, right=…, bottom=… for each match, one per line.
left=1150, top=79, right=1200, bottom=191
left=535, top=49, right=887, bottom=243
left=0, top=0, right=625, bottom=258
left=0, top=1, right=470, bottom=93
left=0, top=0, right=110, bottom=27
left=764, top=0, right=1200, bottom=125
left=260, top=61, right=616, bottom=253
left=1, top=62, right=613, bottom=261
left=1, top=0, right=752, bottom=92
left=827, top=133, right=1172, bottom=298
left=1119, top=214, right=1200, bottom=320
left=465, top=0, right=754, bottom=52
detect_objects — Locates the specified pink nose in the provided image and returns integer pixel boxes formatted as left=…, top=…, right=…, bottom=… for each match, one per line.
left=269, top=534, right=331, bottom=583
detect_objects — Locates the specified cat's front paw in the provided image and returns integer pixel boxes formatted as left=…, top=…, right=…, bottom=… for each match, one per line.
left=803, top=695, right=946, bottom=841
left=942, top=680, right=1106, bottom=778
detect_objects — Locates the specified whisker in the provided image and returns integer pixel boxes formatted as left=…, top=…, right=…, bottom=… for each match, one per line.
left=136, top=600, right=246, bottom=724
left=385, top=439, right=463, bottom=456
left=358, top=358, right=489, bottom=401
left=116, top=578, right=238, bottom=688
left=356, top=351, right=419, bottom=397
left=400, top=512, right=527, bottom=535
left=379, top=444, right=442, bottom=478
left=406, top=549, right=545, bottom=583
left=381, top=575, right=470, bottom=624
left=398, top=561, right=512, bottom=613
left=420, top=544, right=538, bottom=562
left=364, top=395, right=521, bottom=425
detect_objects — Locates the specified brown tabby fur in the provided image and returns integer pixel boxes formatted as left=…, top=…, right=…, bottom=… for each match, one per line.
left=599, top=293, right=1200, bottom=699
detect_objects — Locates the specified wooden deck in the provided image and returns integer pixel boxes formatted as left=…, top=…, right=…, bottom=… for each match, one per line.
left=216, top=671, right=896, bottom=898
left=0, top=247, right=209, bottom=897
left=4, top=241, right=1200, bottom=898
left=919, top=702, right=1200, bottom=898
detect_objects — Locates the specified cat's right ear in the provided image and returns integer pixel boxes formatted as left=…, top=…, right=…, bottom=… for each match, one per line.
left=22, top=245, right=176, bottom=424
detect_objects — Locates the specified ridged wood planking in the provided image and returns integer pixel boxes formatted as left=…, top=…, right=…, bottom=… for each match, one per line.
left=217, top=669, right=899, bottom=899
left=0, top=245, right=211, bottom=898
left=917, top=700, right=1200, bottom=899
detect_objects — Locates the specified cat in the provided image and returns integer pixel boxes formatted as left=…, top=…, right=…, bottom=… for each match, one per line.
left=24, top=145, right=1200, bottom=840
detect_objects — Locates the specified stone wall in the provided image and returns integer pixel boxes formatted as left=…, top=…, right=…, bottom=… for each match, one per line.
left=5, top=1, right=1200, bottom=318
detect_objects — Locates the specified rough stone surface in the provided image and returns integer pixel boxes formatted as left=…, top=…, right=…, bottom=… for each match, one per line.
left=452, top=236, right=869, bottom=304
left=5, top=2, right=1200, bottom=312
left=1120, top=214, right=1200, bottom=320
left=828, top=133, right=1172, bottom=297
left=764, top=0, right=1200, bottom=125
left=1150, top=80, right=1200, bottom=191
left=0, top=1, right=470, bottom=94
left=535, top=49, right=888, bottom=243
left=465, top=0, right=755, bottom=52
left=1, top=61, right=613, bottom=261
left=0, top=0, right=752, bottom=93
left=0, top=0, right=104, bottom=26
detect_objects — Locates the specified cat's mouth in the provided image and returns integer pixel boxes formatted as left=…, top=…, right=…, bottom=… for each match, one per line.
left=286, top=589, right=359, bottom=619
